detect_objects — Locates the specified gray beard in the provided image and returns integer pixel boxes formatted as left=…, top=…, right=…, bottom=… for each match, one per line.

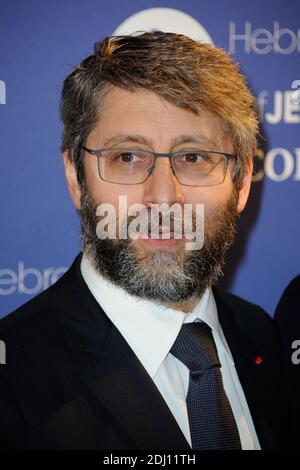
left=79, top=183, right=239, bottom=306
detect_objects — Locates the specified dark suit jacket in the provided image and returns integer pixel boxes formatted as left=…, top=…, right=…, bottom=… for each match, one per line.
left=0, top=253, right=292, bottom=449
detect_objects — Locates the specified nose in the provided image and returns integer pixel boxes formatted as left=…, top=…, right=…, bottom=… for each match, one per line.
left=143, top=156, right=184, bottom=207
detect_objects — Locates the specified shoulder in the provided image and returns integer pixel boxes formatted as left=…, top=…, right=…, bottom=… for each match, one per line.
left=0, top=283, right=68, bottom=395
left=0, top=270, right=74, bottom=362
left=214, top=288, right=271, bottom=323
left=280, top=275, right=300, bottom=298
left=213, top=288, right=278, bottom=348
left=275, top=274, right=300, bottom=320
left=0, top=254, right=82, bottom=344
left=0, top=285, right=57, bottom=345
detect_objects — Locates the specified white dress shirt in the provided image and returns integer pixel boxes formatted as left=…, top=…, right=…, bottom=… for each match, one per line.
left=80, top=253, right=260, bottom=449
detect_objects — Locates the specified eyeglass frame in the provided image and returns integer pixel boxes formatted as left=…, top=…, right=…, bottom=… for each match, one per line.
left=81, top=145, right=237, bottom=187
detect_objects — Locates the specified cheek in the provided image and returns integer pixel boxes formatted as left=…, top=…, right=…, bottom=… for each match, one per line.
left=85, top=173, right=145, bottom=218
left=184, top=180, right=235, bottom=219
left=83, top=158, right=120, bottom=206
left=183, top=186, right=232, bottom=214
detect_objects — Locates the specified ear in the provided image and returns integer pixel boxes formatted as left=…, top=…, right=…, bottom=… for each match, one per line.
left=236, top=159, right=253, bottom=213
left=63, top=151, right=81, bottom=210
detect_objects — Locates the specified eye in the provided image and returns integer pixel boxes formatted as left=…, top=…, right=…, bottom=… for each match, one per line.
left=115, top=152, right=141, bottom=163
left=182, top=152, right=204, bottom=163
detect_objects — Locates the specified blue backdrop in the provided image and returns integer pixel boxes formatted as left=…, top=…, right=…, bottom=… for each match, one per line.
left=0, top=0, right=299, bottom=318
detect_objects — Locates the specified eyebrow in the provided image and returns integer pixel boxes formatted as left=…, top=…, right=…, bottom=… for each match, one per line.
left=102, top=134, right=218, bottom=150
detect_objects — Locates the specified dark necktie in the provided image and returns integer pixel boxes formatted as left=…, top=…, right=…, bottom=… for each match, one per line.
left=170, top=321, right=242, bottom=450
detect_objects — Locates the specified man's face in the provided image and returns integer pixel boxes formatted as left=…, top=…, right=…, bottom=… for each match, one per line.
left=64, top=86, right=252, bottom=310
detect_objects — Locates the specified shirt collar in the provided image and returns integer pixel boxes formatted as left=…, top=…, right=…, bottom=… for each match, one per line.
left=80, top=252, right=234, bottom=379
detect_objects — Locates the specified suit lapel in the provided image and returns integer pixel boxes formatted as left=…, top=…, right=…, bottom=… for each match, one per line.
left=214, top=290, right=276, bottom=449
left=55, top=254, right=190, bottom=450
left=79, top=324, right=190, bottom=450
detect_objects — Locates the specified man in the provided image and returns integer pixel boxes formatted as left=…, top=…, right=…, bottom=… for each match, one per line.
left=0, top=32, right=291, bottom=450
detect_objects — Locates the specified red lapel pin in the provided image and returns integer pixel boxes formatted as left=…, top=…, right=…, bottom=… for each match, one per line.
left=254, top=356, right=263, bottom=365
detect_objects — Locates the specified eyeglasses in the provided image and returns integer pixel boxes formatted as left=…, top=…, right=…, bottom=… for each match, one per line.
left=81, top=146, right=237, bottom=187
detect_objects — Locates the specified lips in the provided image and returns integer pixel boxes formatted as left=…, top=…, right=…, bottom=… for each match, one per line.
left=148, top=232, right=175, bottom=239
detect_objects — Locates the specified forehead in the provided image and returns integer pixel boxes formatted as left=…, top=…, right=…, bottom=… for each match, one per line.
left=88, top=86, right=230, bottom=150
